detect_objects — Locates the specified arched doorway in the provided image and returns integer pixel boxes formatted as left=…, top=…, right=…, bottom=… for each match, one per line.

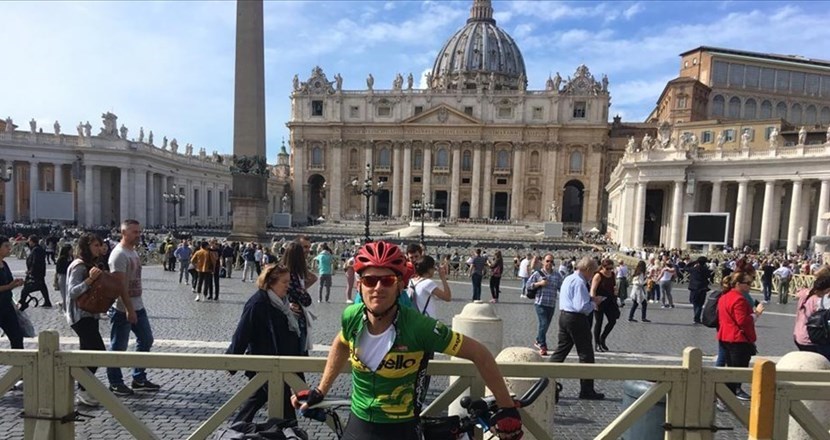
left=492, top=193, right=509, bottom=220
left=307, top=174, right=325, bottom=219
left=434, top=191, right=448, bottom=218
left=562, top=180, right=584, bottom=224
left=376, top=190, right=390, bottom=217
left=460, top=201, right=470, bottom=219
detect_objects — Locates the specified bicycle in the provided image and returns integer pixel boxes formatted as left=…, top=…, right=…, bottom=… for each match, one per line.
left=297, top=377, right=549, bottom=440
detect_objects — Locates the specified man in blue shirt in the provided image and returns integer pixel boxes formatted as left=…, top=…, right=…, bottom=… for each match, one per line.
left=526, top=253, right=563, bottom=356
left=548, top=256, right=605, bottom=400
left=314, top=243, right=334, bottom=302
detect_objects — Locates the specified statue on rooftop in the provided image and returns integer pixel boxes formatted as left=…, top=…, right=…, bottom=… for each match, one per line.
left=334, top=73, right=342, bottom=92
left=53, top=121, right=61, bottom=136
left=119, top=124, right=128, bottom=140
left=76, top=122, right=84, bottom=138
left=366, top=73, right=374, bottom=91
left=798, top=126, right=807, bottom=145
left=407, top=72, right=413, bottom=90
left=769, top=127, right=779, bottom=149
left=138, top=127, right=144, bottom=143
left=292, top=74, right=300, bottom=92
left=148, top=130, right=154, bottom=145
left=83, top=121, right=92, bottom=137
left=29, top=118, right=37, bottom=134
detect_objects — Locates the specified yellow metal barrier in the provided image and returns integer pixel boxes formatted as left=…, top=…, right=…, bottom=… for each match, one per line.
left=3, top=331, right=830, bottom=439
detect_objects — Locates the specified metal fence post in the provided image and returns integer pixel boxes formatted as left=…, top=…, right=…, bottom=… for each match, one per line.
left=748, top=358, right=776, bottom=440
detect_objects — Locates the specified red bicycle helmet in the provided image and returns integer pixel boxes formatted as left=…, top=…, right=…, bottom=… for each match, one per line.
left=354, top=240, right=407, bottom=277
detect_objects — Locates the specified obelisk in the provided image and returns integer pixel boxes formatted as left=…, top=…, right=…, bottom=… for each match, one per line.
left=229, top=0, right=268, bottom=242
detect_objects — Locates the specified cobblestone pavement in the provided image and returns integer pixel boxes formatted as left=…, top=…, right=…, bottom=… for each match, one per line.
left=0, top=258, right=802, bottom=439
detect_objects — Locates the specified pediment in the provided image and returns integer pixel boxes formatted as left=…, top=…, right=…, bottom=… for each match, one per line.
left=402, top=105, right=482, bottom=125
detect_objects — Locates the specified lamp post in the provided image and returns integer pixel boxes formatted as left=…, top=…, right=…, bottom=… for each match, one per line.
left=352, top=163, right=384, bottom=243
left=411, top=194, right=434, bottom=246
left=162, top=184, right=185, bottom=229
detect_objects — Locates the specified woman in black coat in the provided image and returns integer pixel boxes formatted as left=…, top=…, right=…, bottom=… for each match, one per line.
left=227, top=264, right=303, bottom=423
left=687, top=257, right=711, bottom=324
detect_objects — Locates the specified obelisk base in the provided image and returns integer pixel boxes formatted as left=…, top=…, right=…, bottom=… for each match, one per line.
left=228, top=197, right=269, bottom=242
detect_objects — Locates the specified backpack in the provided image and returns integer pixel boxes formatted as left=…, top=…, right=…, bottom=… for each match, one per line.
left=701, top=290, right=722, bottom=328
left=525, top=271, right=542, bottom=299
left=806, top=296, right=830, bottom=345
left=219, top=267, right=227, bottom=278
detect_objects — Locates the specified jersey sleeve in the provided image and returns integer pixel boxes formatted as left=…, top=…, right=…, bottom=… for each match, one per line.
left=418, top=316, right=463, bottom=356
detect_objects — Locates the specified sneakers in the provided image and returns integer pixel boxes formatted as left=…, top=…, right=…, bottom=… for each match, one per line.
left=489, top=299, right=498, bottom=303
left=76, top=389, right=100, bottom=407
left=735, top=389, right=751, bottom=401
left=195, top=295, right=201, bottom=302
left=346, top=299, right=354, bottom=304
left=579, top=391, right=606, bottom=400
left=533, top=342, right=548, bottom=356
left=109, top=383, right=134, bottom=396
left=12, top=380, right=24, bottom=391
left=131, top=379, right=161, bottom=392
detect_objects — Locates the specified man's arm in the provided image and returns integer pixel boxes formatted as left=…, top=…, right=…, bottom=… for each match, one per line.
left=295, top=332, right=349, bottom=410
left=455, top=337, right=514, bottom=408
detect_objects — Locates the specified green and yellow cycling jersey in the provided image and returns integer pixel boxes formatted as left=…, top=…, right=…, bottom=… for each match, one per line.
left=338, top=303, right=463, bottom=423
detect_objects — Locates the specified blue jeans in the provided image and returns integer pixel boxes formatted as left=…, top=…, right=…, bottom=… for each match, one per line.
left=761, top=280, right=772, bottom=302
left=535, top=304, right=555, bottom=348
left=471, top=273, right=483, bottom=301
left=520, top=277, right=528, bottom=296
left=107, top=308, right=154, bottom=385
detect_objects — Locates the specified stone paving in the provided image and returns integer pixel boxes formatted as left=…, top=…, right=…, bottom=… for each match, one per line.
left=0, top=257, right=804, bottom=439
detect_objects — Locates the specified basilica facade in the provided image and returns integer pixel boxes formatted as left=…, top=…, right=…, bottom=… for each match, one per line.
left=0, top=114, right=289, bottom=227
left=287, top=0, right=616, bottom=231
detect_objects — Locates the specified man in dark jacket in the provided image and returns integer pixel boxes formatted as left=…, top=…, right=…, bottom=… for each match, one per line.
left=687, top=256, right=711, bottom=324
left=18, top=235, right=52, bottom=310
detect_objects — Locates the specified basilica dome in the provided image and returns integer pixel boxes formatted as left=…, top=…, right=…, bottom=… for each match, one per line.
left=430, top=0, right=526, bottom=91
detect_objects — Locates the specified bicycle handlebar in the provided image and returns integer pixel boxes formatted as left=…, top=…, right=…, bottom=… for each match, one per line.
left=460, top=377, right=550, bottom=412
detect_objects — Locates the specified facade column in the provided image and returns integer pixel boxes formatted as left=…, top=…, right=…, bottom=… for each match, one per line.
left=786, top=180, right=803, bottom=253
left=5, top=176, right=14, bottom=222
left=134, top=169, right=147, bottom=226
left=710, top=181, right=723, bottom=212
left=541, top=145, right=558, bottom=217
left=632, top=182, right=647, bottom=248
left=585, top=149, right=602, bottom=226
left=422, top=142, right=432, bottom=203
left=119, top=169, right=130, bottom=222
left=817, top=179, right=830, bottom=236
left=481, top=145, right=492, bottom=219
left=619, top=182, right=635, bottom=247
left=54, top=164, right=64, bottom=192
left=84, top=165, right=95, bottom=226
left=29, top=162, right=39, bottom=220
left=330, top=142, right=343, bottom=221
left=758, top=180, right=776, bottom=252
left=391, top=142, right=402, bottom=218
left=450, top=143, right=461, bottom=219
left=470, top=143, right=482, bottom=218
left=292, top=140, right=305, bottom=219
left=733, top=180, right=748, bottom=249
left=509, top=146, right=524, bottom=220
left=797, top=185, right=813, bottom=245
left=401, top=142, right=411, bottom=219
left=669, top=180, right=685, bottom=249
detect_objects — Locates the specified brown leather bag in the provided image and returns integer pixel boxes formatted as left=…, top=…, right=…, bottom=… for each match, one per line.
left=77, top=271, right=125, bottom=314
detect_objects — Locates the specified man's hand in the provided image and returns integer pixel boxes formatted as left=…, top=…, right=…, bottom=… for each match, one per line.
left=490, top=406, right=523, bottom=439
left=291, top=387, right=325, bottom=413
left=12, top=278, right=24, bottom=288
left=126, top=310, right=138, bottom=325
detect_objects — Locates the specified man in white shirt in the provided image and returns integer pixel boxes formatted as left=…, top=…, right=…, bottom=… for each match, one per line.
left=518, top=253, right=532, bottom=298
left=773, top=261, right=793, bottom=304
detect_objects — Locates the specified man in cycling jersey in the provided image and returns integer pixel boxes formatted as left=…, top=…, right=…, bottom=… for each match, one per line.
left=292, top=240, right=522, bottom=440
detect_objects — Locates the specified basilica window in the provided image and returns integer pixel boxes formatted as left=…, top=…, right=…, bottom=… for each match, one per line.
left=807, top=74, right=821, bottom=95
left=765, top=127, right=776, bottom=140
left=349, top=148, right=359, bottom=169
left=712, top=61, right=728, bottom=86
left=760, top=68, right=775, bottom=91
left=702, top=131, right=713, bottom=144
left=711, top=95, right=725, bottom=117
left=744, top=99, right=757, bottom=120
left=822, top=75, right=830, bottom=97
left=311, top=100, right=324, bottom=117
left=413, top=149, right=423, bottom=170
left=464, top=106, right=474, bottom=116
left=311, top=146, right=324, bottom=168
left=728, top=97, right=741, bottom=119
left=528, top=151, right=540, bottom=172
left=436, top=148, right=449, bottom=167
left=377, top=106, right=392, bottom=117
left=414, top=106, right=424, bottom=115
left=805, top=105, right=818, bottom=125
left=349, top=106, right=360, bottom=118
left=498, top=107, right=513, bottom=119
left=722, top=129, right=735, bottom=142
left=532, top=107, right=543, bottom=120
left=207, top=190, right=213, bottom=217
left=676, top=96, right=687, bottom=109
left=791, top=72, right=805, bottom=94
left=496, top=150, right=510, bottom=169
left=791, top=103, right=803, bottom=124
left=193, top=189, right=200, bottom=216
left=378, top=148, right=392, bottom=168
left=745, top=65, right=760, bottom=89
left=776, top=70, right=790, bottom=92
left=728, top=63, right=744, bottom=87
left=460, top=150, right=471, bottom=171
left=568, top=151, right=583, bottom=174
left=821, top=107, right=830, bottom=125
left=573, top=101, right=586, bottom=118
left=759, top=100, right=773, bottom=119
left=775, top=102, right=788, bottom=120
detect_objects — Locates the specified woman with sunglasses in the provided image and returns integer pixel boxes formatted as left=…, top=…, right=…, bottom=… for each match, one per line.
left=227, top=264, right=303, bottom=423
left=292, top=241, right=523, bottom=440
left=590, top=259, right=619, bottom=352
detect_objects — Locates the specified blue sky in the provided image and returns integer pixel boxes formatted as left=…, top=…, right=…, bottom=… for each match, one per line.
left=3, top=1, right=829, bottom=161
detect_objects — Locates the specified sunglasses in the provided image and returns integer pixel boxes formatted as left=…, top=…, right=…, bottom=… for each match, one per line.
left=360, top=275, right=400, bottom=288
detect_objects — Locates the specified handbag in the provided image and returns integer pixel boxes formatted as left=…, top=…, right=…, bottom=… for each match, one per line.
left=15, top=308, right=35, bottom=338
left=77, top=271, right=125, bottom=314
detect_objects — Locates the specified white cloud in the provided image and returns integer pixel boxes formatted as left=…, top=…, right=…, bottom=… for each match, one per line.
left=623, top=3, right=644, bottom=20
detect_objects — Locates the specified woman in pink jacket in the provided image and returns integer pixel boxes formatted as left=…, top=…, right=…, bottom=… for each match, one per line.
left=793, top=266, right=830, bottom=361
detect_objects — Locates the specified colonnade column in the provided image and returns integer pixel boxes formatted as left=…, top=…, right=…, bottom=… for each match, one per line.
left=509, top=146, right=523, bottom=220
left=786, top=180, right=803, bottom=253
left=481, top=145, right=492, bottom=219
left=29, top=162, right=39, bottom=220
left=54, top=164, right=64, bottom=192
left=470, top=143, right=482, bottom=218
left=148, top=174, right=157, bottom=226
left=450, top=143, right=461, bottom=219
left=401, top=142, right=411, bottom=219
left=817, top=179, right=830, bottom=236
left=709, top=180, right=723, bottom=251
left=159, top=176, right=167, bottom=226
left=669, top=180, right=684, bottom=249
left=632, top=181, right=647, bottom=248
left=84, top=165, right=94, bottom=226
left=733, top=180, right=749, bottom=249
left=391, top=143, right=402, bottom=218
left=119, top=169, right=130, bottom=222
left=422, top=143, right=433, bottom=204
left=618, top=182, right=635, bottom=247
left=134, top=169, right=147, bottom=226
left=330, top=142, right=343, bottom=221
left=5, top=176, right=14, bottom=222
left=758, top=180, right=776, bottom=253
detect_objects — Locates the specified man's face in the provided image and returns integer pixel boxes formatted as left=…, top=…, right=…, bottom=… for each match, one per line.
left=122, top=223, right=141, bottom=246
left=406, top=250, right=423, bottom=264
